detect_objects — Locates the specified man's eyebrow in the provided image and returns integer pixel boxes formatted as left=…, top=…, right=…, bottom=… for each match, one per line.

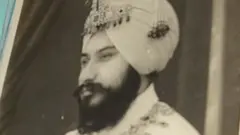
left=80, top=53, right=88, bottom=57
left=97, top=46, right=116, bottom=53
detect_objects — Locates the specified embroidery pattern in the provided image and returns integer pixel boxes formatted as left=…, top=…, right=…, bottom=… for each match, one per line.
left=120, top=102, right=175, bottom=135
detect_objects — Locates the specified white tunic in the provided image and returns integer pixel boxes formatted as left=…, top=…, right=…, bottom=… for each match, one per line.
left=66, top=84, right=200, bottom=135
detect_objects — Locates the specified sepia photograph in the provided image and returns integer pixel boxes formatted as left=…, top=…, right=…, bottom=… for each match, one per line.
left=0, top=0, right=240, bottom=135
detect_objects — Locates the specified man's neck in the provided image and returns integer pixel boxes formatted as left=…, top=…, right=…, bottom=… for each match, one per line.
left=137, top=76, right=151, bottom=95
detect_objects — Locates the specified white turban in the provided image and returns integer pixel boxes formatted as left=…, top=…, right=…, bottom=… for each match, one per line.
left=83, top=0, right=179, bottom=75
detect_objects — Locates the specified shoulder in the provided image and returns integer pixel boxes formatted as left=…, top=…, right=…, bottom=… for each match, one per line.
left=143, top=102, right=200, bottom=135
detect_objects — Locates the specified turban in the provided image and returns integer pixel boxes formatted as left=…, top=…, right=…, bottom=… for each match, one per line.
left=83, top=0, right=179, bottom=75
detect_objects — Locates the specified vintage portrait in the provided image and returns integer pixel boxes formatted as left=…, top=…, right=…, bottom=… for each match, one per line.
left=66, top=0, right=198, bottom=135
left=0, top=0, right=240, bottom=135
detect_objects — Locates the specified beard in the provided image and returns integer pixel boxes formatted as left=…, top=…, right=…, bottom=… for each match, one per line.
left=73, top=66, right=141, bottom=133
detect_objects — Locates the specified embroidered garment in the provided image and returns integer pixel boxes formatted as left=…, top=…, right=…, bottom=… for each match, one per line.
left=65, top=84, right=200, bottom=135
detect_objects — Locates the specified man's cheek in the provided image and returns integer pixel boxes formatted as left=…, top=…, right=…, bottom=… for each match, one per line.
left=97, top=64, right=127, bottom=89
left=96, top=69, right=121, bottom=89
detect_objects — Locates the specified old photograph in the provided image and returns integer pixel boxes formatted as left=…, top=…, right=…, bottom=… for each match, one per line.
left=0, top=0, right=240, bottom=135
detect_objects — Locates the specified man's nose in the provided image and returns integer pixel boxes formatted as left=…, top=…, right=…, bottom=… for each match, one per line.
left=79, top=63, right=97, bottom=84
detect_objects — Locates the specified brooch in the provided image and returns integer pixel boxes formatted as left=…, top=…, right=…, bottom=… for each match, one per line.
left=148, top=21, right=170, bottom=39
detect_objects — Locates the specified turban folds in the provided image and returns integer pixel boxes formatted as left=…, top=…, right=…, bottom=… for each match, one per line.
left=83, top=0, right=179, bottom=75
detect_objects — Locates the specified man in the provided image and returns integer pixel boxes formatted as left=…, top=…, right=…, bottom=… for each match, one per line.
left=66, top=0, right=200, bottom=134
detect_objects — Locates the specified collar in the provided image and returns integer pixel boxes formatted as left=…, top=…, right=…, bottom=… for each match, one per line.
left=109, top=83, right=158, bottom=135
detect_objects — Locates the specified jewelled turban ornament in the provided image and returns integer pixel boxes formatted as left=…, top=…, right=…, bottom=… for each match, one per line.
left=83, top=0, right=170, bottom=39
left=83, top=0, right=180, bottom=75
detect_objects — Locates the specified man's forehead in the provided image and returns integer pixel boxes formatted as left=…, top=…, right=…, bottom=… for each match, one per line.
left=82, top=32, right=115, bottom=53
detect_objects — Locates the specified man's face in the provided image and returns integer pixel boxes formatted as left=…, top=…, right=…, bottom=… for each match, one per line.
left=77, top=32, right=131, bottom=107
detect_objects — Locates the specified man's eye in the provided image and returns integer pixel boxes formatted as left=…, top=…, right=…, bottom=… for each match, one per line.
left=99, top=53, right=114, bottom=61
left=81, top=59, right=89, bottom=67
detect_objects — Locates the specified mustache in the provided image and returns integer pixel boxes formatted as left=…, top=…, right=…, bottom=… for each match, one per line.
left=73, top=82, right=106, bottom=99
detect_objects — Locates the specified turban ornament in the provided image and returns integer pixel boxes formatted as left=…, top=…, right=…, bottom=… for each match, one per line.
left=83, top=0, right=133, bottom=35
left=83, top=0, right=170, bottom=39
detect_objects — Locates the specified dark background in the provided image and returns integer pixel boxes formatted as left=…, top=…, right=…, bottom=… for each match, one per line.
left=0, top=0, right=213, bottom=135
